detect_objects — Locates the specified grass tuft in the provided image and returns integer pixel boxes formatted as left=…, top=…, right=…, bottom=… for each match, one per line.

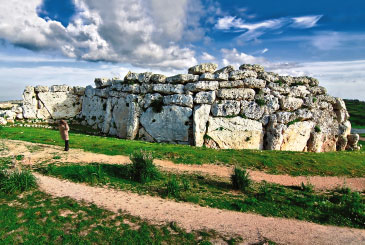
left=231, top=167, right=251, bottom=192
left=0, top=170, right=37, bottom=194
left=130, top=150, right=160, bottom=183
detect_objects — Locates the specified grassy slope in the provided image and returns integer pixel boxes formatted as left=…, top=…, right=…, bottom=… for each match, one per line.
left=36, top=162, right=365, bottom=229
left=1, top=127, right=365, bottom=177
left=344, top=99, right=365, bottom=128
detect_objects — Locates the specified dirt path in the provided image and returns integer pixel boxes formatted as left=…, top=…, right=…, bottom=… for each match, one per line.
left=33, top=173, right=365, bottom=245
left=360, top=137, right=365, bottom=141
left=1, top=139, right=365, bottom=191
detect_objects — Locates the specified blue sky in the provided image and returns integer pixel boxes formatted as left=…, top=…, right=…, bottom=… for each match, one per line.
left=0, top=0, right=364, bottom=101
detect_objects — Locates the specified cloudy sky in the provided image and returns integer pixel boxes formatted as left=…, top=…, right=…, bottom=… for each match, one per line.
left=0, top=0, right=364, bottom=101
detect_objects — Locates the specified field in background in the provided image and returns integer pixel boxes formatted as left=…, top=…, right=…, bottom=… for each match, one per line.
left=344, top=99, right=365, bottom=129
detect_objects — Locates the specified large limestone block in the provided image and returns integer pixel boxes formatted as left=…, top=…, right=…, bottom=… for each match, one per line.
left=199, top=73, right=215, bottom=81
left=94, top=78, right=111, bottom=88
left=309, top=86, right=326, bottom=95
left=290, top=86, right=310, bottom=98
left=268, top=82, right=290, bottom=94
left=229, top=70, right=257, bottom=80
left=193, top=104, right=211, bottom=147
left=243, top=78, right=266, bottom=89
left=0, top=117, right=6, bottom=125
left=307, top=132, right=324, bottom=153
left=140, top=106, right=192, bottom=143
left=73, top=86, right=86, bottom=95
left=219, top=80, right=245, bottom=88
left=102, top=98, right=113, bottom=134
left=239, top=64, right=265, bottom=72
left=188, top=63, right=218, bottom=75
left=214, top=65, right=234, bottom=74
left=211, top=100, right=240, bottom=116
left=22, top=89, right=37, bottom=119
left=34, top=85, right=49, bottom=92
left=240, top=101, right=264, bottom=120
left=137, top=72, right=153, bottom=83
left=37, top=92, right=82, bottom=119
left=82, top=96, right=106, bottom=125
left=50, top=85, right=70, bottom=92
left=280, top=97, right=303, bottom=111
left=280, top=121, right=315, bottom=151
left=264, top=95, right=280, bottom=113
left=163, top=94, right=193, bottom=108
left=150, top=74, right=166, bottom=83
left=257, top=71, right=279, bottom=83
left=95, top=88, right=109, bottom=98
left=206, top=117, right=264, bottom=149
left=121, top=84, right=140, bottom=93
left=185, top=81, right=219, bottom=92
left=217, top=88, right=255, bottom=100
left=111, top=95, right=140, bottom=139
left=265, top=122, right=286, bottom=150
left=166, top=74, right=199, bottom=84
left=144, top=93, right=162, bottom=109
left=194, top=91, right=216, bottom=104
left=153, top=84, right=184, bottom=94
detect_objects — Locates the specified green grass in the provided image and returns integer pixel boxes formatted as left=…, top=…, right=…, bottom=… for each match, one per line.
left=35, top=162, right=365, bottom=229
left=1, top=126, right=365, bottom=177
left=0, top=191, right=235, bottom=244
left=344, top=99, right=365, bottom=128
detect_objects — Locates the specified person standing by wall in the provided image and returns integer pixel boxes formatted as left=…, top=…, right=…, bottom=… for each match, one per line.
left=59, top=120, right=70, bottom=151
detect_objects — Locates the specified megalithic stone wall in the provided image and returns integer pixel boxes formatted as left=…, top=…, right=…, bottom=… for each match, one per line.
left=15, top=63, right=361, bottom=152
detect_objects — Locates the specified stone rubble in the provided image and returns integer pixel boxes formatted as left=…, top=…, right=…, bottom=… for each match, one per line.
left=1, top=62, right=360, bottom=152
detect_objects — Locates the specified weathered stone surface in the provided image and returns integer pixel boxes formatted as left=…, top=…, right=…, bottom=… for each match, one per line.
left=140, top=106, right=192, bottom=143
left=309, top=86, right=326, bottom=95
left=124, top=71, right=139, bottom=82
left=121, top=84, right=140, bottom=93
left=206, top=117, right=264, bottom=149
left=85, top=85, right=95, bottom=97
left=144, top=93, right=162, bottom=109
left=280, top=97, right=303, bottom=111
left=140, top=84, right=154, bottom=94
left=51, top=85, right=70, bottom=92
left=217, top=88, right=255, bottom=100
left=185, top=81, right=219, bottom=92
left=258, top=72, right=279, bottom=83
left=346, top=134, right=360, bottom=150
left=94, top=78, right=111, bottom=88
left=318, top=94, right=336, bottom=104
left=95, top=88, right=109, bottom=98
left=219, top=80, right=245, bottom=88
left=240, top=101, right=265, bottom=120
left=278, top=76, right=293, bottom=85
left=37, top=92, right=82, bottom=119
left=163, top=94, right=193, bottom=108
left=138, top=127, right=155, bottom=142
left=150, top=74, right=166, bottom=83
left=166, top=74, right=199, bottom=84
left=292, top=76, right=310, bottom=85
left=243, top=78, right=266, bottom=88
left=73, top=86, right=85, bottom=95
left=290, top=86, right=310, bottom=98
left=229, top=70, right=257, bottom=80
left=211, top=100, right=240, bottom=117
left=193, top=104, right=211, bottom=147
left=268, top=82, right=290, bottom=94
left=307, top=132, right=324, bottom=153
left=188, top=63, right=218, bottom=75
left=239, top=64, right=265, bottom=73
left=281, top=121, right=315, bottom=151
left=138, top=72, right=153, bottom=83
left=296, top=109, right=313, bottom=121
left=34, top=86, right=49, bottom=92
left=276, top=111, right=295, bottom=124
left=214, top=73, right=229, bottom=81
left=153, top=84, right=184, bottom=94
left=199, top=73, right=215, bottom=81
left=82, top=95, right=105, bottom=126
left=264, top=95, right=280, bottom=113
left=194, top=91, right=216, bottom=104
left=214, top=65, right=234, bottom=74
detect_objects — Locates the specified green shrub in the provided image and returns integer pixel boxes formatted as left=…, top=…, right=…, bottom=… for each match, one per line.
left=287, top=119, right=300, bottom=126
left=166, top=175, right=181, bottom=197
left=0, top=170, right=37, bottom=194
left=150, top=97, right=164, bottom=113
left=231, top=167, right=251, bottom=192
left=314, top=125, right=321, bottom=133
left=255, top=99, right=266, bottom=106
left=130, top=150, right=160, bottom=183
left=300, top=182, right=314, bottom=193
left=16, top=155, right=24, bottom=161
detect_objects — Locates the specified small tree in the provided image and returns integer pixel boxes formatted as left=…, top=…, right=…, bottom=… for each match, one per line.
left=130, top=150, right=160, bottom=183
left=231, top=167, right=251, bottom=192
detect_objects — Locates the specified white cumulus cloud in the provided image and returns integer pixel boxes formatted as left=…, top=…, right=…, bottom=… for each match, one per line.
left=291, top=15, right=322, bottom=28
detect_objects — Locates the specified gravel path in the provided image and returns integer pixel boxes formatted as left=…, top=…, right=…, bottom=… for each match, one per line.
left=2, top=139, right=365, bottom=191
left=34, top=173, right=365, bottom=245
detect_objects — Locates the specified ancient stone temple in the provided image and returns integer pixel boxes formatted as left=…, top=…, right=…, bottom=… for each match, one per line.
left=0, top=63, right=361, bottom=152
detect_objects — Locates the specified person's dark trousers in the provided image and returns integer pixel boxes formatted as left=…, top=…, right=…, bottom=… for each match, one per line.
left=65, top=140, right=69, bottom=151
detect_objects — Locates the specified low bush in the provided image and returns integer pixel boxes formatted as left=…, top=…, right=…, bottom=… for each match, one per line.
left=231, top=167, right=251, bottom=192
left=166, top=175, right=181, bottom=197
left=0, top=170, right=37, bottom=194
left=130, top=150, right=160, bottom=183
